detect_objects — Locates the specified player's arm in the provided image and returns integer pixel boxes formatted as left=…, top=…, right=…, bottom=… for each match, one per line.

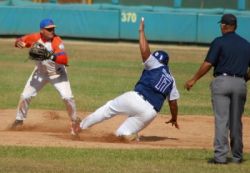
left=15, top=33, right=40, bottom=48
left=139, top=17, right=151, bottom=62
left=15, top=38, right=26, bottom=48
left=165, top=78, right=180, bottom=129
left=166, top=100, right=179, bottom=129
left=53, top=51, right=68, bottom=65
left=52, top=38, right=68, bottom=65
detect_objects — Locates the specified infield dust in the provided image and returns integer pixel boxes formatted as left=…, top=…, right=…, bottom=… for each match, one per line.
left=0, top=109, right=250, bottom=152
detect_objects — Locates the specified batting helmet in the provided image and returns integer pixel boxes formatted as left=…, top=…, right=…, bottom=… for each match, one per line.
left=152, top=50, right=169, bottom=65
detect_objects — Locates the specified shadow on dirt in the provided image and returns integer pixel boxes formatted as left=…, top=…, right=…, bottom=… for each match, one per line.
left=139, top=135, right=178, bottom=142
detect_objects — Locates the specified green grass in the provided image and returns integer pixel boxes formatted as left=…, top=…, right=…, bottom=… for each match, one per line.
left=0, top=146, right=249, bottom=173
left=1, top=39, right=250, bottom=172
left=0, top=39, right=250, bottom=115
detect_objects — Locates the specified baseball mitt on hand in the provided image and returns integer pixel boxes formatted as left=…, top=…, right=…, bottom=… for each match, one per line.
left=29, top=42, right=54, bottom=61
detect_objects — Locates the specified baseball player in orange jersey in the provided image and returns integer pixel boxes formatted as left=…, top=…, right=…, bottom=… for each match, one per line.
left=12, top=18, right=80, bottom=135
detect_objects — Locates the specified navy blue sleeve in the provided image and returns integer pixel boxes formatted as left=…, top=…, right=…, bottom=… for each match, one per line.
left=205, top=38, right=222, bottom=66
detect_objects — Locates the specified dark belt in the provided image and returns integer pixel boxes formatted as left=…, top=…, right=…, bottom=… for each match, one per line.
left=214, top=73, right=244, bottom=78
left=135, top=92, right=158, bottom=112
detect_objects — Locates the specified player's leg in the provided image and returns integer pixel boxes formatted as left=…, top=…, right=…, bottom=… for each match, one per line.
left=80, top=91, right=157, bottom=140
left=50, top=71, right=79, bottom=135
left=115, top=91, right=157, bottom=139
left=51, top=76, right=77, bottom=120
left=80, top=91, right=141, bottom=129
left=13, top=68, right=48, bottom=127
left=229, top=78, right=246, bottom=163
left=79, top=100, right=116, bottom=129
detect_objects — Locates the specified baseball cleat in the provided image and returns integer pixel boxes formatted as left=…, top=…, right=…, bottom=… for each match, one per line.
left=70, top=117, right=81, bottom=136
left=11, top=120, right=23, bottom=129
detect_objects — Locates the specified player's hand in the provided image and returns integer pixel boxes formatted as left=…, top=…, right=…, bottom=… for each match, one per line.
left=139, top=17, right=144, bottom=32
left=184, top=79, right=195, bottom=91
left=16, top=41, right=26, bottom=48
left=166, top=118, right=179, bottom=129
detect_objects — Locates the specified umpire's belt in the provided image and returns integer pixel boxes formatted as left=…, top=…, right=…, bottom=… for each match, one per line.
left=136, top=92, right=158, bottom=112
left=214, top=73, right=244, bottom=78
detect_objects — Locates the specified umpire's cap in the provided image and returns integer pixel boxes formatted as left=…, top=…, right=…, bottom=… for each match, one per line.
left=40, top=18, right=56, bottom=29
left=218, top=13, right=237, bottom=26
left=153, top=50, right=169, bottom=65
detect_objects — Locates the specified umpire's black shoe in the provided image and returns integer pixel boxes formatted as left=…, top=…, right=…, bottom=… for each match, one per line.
left=11, top=120, right=23, bottom=129
left=208, top=159, right=227, bottom=165
left=232, top=159, right=244, bottom=164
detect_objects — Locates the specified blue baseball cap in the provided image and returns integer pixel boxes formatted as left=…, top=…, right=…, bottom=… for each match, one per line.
left=153, top=50, right=169, bottom=65
left=40, top=18, right=56, bottom=29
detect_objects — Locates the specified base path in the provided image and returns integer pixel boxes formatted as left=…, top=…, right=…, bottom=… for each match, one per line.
left=1, top=109, right=249, bottom=152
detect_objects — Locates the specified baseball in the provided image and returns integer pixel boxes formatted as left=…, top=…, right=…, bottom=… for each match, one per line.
left=141, top=17, right=144, bottom=22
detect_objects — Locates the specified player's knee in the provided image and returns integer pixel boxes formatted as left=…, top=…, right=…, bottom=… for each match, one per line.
left=20, top=94, right=32, bottom=101
left=62, top=97, right=76, bottom=105
left=62, top=94, right=74, bottom=100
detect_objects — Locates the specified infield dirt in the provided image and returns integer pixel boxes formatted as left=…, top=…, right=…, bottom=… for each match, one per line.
left=0, top=109, right=250, bottom=152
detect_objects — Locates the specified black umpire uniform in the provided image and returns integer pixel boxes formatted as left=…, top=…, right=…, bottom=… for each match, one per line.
left=185, top=13, right=250, bottom=164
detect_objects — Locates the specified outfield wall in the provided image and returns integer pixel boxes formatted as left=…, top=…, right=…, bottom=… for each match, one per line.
left=0, top=2, right=250, bottom=44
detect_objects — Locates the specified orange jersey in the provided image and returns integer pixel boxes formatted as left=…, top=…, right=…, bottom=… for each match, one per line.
left=15, top=33, right=68, bottom=65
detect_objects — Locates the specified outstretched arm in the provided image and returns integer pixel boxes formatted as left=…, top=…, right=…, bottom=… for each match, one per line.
left=139, top=17, right=151, bottom=62
left=184, top=61, right=212, bottom=91
left=14, top=33, right=40, bottom=48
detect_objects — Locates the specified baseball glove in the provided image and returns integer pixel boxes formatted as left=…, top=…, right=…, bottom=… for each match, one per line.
left=29, top=42, right=54, bottom=61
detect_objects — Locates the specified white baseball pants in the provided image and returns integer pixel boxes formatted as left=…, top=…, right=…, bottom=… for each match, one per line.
left=80, top=91, right=157, bottom=136
left=15, top=67, right=77, bottom=121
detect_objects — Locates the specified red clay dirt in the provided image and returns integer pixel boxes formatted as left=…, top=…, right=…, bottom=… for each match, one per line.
left=0, top=109, right=250, bottom=152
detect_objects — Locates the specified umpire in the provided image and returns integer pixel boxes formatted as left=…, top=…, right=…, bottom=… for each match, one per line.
left=184, top=13, right=250, bottom=164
